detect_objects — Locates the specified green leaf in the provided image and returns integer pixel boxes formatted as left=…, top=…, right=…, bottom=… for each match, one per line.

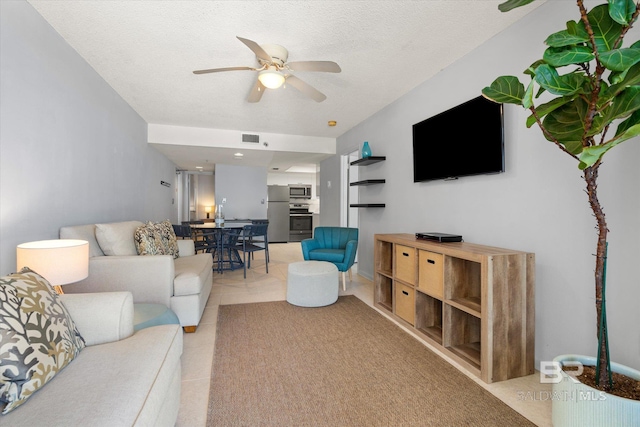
left=524, top=60, right=546, bottom=77
left=616, top=108, right=640, bottom=136
left=599, top=48, right=640, bottom=71
left=596, top=80, right=611, bottom=109
left=566, top=20, right=589, bottom=39
left=563, top=140, right=586, bottom=155
left=615, top=108, right=640, bottom=135
left=523, top=80, right=535, bottom=109
left=608, top=0, right=637, bottom=26
left=545, top=29, right=590, bottom=47
left=609, top=69, right=627, bottom=84
left=605, top=85, right=640, bottom=121
left=498, top=0, right=536, bottom=13
left=534, top=64, right=590, bottom=96
left=482, top=76, right=525, bottom=105
left=543, top=45, right=594, bottom=67
left=579, top=144, right=611, bottom=169
left=588, top=4, right=623, bottom=52
left=607, top=62, right=640, bottom=95
left=616, top=122, right=640, bottom=140
left=578, top=123, right=640, bottom=169
left=526, top=97, right=573, bottom=128
left=542, top=97, right=590, bottom=146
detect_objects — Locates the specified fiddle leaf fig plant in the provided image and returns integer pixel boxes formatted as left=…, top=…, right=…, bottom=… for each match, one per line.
left=482, top=0, right=639, bottom=391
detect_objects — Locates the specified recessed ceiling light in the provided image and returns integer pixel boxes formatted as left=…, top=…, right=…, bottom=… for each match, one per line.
left=234, top=152, right=244, bottom=158
left=328, top=120, right=337, bottom=127
left=195, top=166, right=203, bottom=169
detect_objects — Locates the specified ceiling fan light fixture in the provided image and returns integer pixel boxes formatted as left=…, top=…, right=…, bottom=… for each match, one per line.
left=258, top=69, right=285, bottom=89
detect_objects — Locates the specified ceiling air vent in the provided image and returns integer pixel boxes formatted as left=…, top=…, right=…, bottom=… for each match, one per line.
left=242, top=134, right=260, bottom=143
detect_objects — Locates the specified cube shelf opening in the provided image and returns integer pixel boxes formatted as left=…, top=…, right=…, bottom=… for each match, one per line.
left=376, top=240, right=393, bottom=276
left=445, top=257, right=481, bottom=315
left=375, top=274, right=393, bottom=313
left=415, top=291, right=443, bottom=345
left=444, top=305, right=481, bottom=370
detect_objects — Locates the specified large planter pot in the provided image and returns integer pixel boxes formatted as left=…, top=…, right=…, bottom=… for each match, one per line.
left=552, top=354, right=640, bottom=427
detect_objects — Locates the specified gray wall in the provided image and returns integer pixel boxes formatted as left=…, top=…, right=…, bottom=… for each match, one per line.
left=0, top=1, right=177, bottom=275
left=322, top=0, right=640, bottom=370
left=215, top=164, right=268, bottom=220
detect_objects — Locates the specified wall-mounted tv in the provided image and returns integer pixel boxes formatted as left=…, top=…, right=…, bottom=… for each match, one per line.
left=412, top=96, right=504, bottom=182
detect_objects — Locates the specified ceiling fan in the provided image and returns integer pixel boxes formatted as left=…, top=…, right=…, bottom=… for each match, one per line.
left=193, top=36, right=341, bottom=103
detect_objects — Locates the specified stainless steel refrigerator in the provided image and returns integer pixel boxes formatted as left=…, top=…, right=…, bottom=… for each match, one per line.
left=267, top=185, right=290, bottom=243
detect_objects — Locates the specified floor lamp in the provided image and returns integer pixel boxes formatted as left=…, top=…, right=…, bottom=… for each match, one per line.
left=16, top=239, right=89, bottom=294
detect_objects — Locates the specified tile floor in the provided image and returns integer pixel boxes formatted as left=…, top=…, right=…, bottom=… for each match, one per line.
left=176, top=243, right=552, bottom=427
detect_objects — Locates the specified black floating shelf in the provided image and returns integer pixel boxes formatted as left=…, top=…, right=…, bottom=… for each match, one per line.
left=350, top=179, right=386, bottom=186
left=350, top=203, right=386, bottom=208
left=350, top=156, right=386, bottom=166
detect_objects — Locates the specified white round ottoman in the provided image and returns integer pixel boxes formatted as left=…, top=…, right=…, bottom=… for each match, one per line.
left=287, top=261, right=339, bottom=307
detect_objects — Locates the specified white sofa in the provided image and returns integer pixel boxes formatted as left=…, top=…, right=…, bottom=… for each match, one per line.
left=2, top=292, right=183, bottom=426
left=60, top=221, right=213, bottom=332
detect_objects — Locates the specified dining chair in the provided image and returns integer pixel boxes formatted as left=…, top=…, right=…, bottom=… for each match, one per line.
left=206, top=228, right=243, bottom=273
left=247, top=219, right=269, bottom=262
left=172, top=224, right=191, bottom=239
left=235, top=224, right=269, bottom=278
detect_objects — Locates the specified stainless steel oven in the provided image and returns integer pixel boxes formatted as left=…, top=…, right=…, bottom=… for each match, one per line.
left=289, top=204, right=313, bottom=242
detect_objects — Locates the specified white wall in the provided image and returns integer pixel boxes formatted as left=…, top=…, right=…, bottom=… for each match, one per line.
left=0, top=1, right=177, bottom=275
left=322, top=0, right=640, bottom=370
left=215, top=164, right=268, bottom=219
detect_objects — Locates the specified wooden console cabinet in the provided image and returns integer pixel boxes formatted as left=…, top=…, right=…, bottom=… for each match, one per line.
left=374, top=233, right=535, bottom=383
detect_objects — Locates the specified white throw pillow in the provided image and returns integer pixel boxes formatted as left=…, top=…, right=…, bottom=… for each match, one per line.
left=95, top=221, right=144, bottom=256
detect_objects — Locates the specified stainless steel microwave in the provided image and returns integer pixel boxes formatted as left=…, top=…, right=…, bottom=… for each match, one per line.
left=289, top=184, right=312, bottom=199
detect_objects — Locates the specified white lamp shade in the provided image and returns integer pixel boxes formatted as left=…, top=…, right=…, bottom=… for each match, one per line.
left=16, top=239, right=89, bottom=286
left=258, top=69, right=285, bottom=89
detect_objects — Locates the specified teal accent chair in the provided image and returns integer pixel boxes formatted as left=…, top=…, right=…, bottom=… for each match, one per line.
left=301, top=227, right=358, bottom=290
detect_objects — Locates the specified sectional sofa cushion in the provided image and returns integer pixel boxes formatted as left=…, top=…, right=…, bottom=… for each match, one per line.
left=0, top=268, right=86, bottom=414
left=95, top=221, right=144, bottom=256
left=173, top=254, right=212, bottom=297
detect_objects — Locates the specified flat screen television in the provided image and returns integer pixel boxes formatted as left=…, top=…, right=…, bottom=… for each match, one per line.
left=412, top=96, right=504, bottom=182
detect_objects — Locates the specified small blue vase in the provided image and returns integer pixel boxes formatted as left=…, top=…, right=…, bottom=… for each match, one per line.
left=362, top=141, right=372, bottom=158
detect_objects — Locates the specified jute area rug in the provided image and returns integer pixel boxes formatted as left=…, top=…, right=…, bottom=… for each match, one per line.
left=207, top=296, right=535, bottom=426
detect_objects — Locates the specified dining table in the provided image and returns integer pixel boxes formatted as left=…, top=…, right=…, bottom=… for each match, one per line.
left=189, top=222, right=252, bottom=273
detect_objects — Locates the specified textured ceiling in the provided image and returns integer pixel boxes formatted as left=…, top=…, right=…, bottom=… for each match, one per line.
left=28, top=0, right=544, bottom=171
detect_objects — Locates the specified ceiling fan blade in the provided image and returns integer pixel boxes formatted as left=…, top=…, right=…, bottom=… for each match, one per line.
left=285, top=75, right=327, bottom=102
left=286, top=61, right=341, bottom=73
left=193, top=66, right=256, bottom=74
left=247, top=79, right=266, bottom=103
left=236, top=36, right=272, bottom=63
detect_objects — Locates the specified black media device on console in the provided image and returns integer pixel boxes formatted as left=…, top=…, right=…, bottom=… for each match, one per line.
left=415, top=232, right=463, bottom=243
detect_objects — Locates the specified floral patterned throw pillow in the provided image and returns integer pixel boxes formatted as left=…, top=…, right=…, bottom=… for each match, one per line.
left=157, top=220, right=180, bottom=259
left=0, top=268, right=86, bottom=414
left=134, top=220, right=179, bottom=259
